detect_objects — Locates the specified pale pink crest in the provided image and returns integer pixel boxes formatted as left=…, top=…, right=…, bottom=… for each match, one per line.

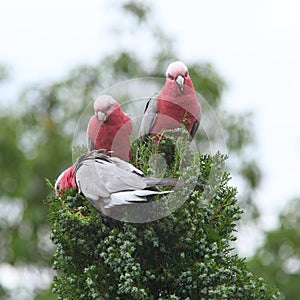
left=165, top=61, right=189, bottom=78
left=93, top=95, right=119, bottom=114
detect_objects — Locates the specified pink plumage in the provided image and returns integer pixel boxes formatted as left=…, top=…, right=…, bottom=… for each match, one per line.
left=140, top=61, right=201, bottom=139
left=87, top=95, right=132, bottom=161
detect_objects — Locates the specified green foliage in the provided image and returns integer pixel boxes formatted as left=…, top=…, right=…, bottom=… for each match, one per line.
left=122, top=0, right=150, bottom=23
left=189, top=63, right=225, bottom=108
left=0, top=63, right=10, bottom=82
left=47, top=139, right=281, bottom=299
left=247, top=198, right=300, bottom=299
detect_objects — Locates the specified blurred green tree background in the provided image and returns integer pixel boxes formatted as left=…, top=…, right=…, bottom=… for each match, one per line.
left=0, top=1, right=297, bottom=299
left=247, top=198, right=300, bottom=300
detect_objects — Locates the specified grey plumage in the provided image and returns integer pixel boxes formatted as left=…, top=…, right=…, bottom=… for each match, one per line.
left=74, top=150, right=180, bottom=213
left=139, top=93, right=158, bottom=138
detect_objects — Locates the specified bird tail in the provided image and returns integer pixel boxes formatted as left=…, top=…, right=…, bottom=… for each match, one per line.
left=145, top=177, right=183, bottom=187
left=104, top=190, right=171, bottom=209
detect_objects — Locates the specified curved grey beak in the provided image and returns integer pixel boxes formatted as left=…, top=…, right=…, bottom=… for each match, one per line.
left=97, top=111, right=107, bottom=122
left=176, top=75, right=184, bottom=92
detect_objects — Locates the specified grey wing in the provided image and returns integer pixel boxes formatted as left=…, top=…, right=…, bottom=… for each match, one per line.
left=190, top=106, right=202, bottom=140
left=190, top=118, right=200, bottom=140
left=86, top=117, right=95, bottom=151
left=75, top=159, right=147, bottom=201
left=139, top=93, right=159, bottom=138
left=87, top=137, right=94, bottom=151
left=109, top=156, right=144, bottom=176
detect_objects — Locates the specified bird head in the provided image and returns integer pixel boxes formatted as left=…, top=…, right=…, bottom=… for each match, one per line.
left=93, top=95, right=120, bottom=122
left=165, top=61, right=193, bottom=93
left=55, top=165, right=77, bottom=196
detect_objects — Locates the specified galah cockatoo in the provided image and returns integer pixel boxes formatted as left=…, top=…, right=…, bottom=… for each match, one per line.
left=87, top=95, right=132, bottom=161
left=139, top=61, right=201, bottom=140
left=55, top=150, right=181, bottom=218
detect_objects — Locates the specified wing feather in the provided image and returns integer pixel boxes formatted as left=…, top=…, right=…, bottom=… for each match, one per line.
left=139, top=93, right=159, bottom=137
left=75, top=158, right=147, bottom=201
left=105, top=190, right=171, bottom=208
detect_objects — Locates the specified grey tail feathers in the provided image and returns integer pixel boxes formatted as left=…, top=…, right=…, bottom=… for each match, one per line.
left=145, top=177, right=183, bottom=187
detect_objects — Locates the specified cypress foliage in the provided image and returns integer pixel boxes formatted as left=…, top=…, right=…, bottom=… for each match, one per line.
left=46, top=136, right=282, bottom=299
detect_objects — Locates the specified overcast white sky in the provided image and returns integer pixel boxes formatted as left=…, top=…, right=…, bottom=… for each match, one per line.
left=1, top=0, right=300, bottom=255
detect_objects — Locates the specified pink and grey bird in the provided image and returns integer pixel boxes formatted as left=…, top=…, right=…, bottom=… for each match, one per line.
left=87, top=95, right=132, bottom=161
left=55, top=150, right=180, bottom=218
left=139, top=61, right=201, bottom=139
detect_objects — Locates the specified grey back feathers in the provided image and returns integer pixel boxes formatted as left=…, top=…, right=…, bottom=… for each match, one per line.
left=74, top=150, right=177, bottom=210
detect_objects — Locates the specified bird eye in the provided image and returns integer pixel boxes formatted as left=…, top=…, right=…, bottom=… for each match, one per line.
left=167, top=74, right=174, bottom=80
left=185, top=71, right=188, bottom=77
